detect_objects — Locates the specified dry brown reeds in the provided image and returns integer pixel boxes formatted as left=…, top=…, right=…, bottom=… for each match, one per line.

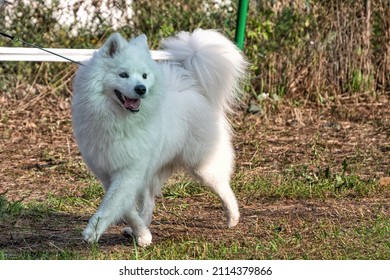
left=246, top=0, right=389, bottom=104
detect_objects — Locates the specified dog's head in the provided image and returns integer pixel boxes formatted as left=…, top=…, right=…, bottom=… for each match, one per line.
left=97, top=33, right=159, bottom=113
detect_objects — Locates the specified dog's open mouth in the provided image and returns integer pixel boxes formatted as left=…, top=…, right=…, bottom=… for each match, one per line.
left=114, top=90, right=141, bottom=112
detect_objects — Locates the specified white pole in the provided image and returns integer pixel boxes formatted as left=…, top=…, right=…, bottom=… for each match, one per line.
left=0, top=47, right=172, bottom=62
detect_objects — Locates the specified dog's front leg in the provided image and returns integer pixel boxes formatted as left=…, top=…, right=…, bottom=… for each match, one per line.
left=83, top=171, right=144, bottom=244
left=122, top=207, right=153, bottom=247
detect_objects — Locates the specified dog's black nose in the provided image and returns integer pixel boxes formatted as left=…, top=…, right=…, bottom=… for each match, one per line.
left=134, top=85, right=146, bottom=96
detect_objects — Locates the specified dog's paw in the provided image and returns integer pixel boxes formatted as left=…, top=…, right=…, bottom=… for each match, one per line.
left=123, top=227, right=152, bottom=247
left=135, top=232, right=152, bottom=247
left=227, top=211, right=240, bottom=228
left=83, top=216, right=105, bottom=243
left=83, top=225, right=100, bottom=243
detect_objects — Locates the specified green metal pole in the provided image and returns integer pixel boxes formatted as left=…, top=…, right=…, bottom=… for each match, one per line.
left=235, top=0, right=249, bottom=50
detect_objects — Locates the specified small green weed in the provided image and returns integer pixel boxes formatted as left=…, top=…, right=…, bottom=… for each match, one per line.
left=0, top=192, right=25, bottom=218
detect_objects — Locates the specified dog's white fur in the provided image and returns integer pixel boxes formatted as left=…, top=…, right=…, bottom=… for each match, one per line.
left=72, top=29, right=246, bottom=246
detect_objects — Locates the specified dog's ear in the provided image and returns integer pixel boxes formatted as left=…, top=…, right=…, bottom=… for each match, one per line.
left=101, top=33, right=128, bottom=58
left=130, top=34, right=148, bottom=48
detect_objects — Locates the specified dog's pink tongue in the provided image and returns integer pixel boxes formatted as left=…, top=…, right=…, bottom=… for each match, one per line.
left=124, top=97, right=141, bottom=111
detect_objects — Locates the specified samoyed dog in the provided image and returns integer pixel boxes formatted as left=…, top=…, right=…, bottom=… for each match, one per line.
left=72, top=29, right=246, bottom=246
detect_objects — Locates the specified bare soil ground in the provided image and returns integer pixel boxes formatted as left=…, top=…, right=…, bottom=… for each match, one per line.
left=0, top=84, right=389, bottom=259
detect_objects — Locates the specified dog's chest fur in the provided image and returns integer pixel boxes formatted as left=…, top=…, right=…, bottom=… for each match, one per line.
left=75, top=112, right=157, bottom=174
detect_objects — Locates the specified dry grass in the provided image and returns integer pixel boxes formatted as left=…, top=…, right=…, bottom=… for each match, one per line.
left=246, top=0, right=390, bottom=102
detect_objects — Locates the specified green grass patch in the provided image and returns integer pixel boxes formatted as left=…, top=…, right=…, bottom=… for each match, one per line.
left=235, top=165, right=385, bottom=201
left=163, top=180, right=206, bottom=199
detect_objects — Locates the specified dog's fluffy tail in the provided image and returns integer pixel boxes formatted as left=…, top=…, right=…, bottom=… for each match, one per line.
left=162, top=29, right=247, bottom=111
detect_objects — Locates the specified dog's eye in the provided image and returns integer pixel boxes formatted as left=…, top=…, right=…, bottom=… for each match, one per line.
left=119, top=72, right=129, bottom=78
left=142, top=73, right=147, bottom=79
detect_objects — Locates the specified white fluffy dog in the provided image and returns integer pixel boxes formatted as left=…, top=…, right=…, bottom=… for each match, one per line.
left=72, top=29, right=246, bottom=246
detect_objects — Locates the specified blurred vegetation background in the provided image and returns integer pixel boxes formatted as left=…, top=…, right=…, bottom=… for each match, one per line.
left=0, top=0, right=389, bottom=109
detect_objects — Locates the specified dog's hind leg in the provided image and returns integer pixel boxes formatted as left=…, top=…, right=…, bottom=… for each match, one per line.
left=194, top=172, right=239, bottom=228
left=190, top=136, right=240, bottom=228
